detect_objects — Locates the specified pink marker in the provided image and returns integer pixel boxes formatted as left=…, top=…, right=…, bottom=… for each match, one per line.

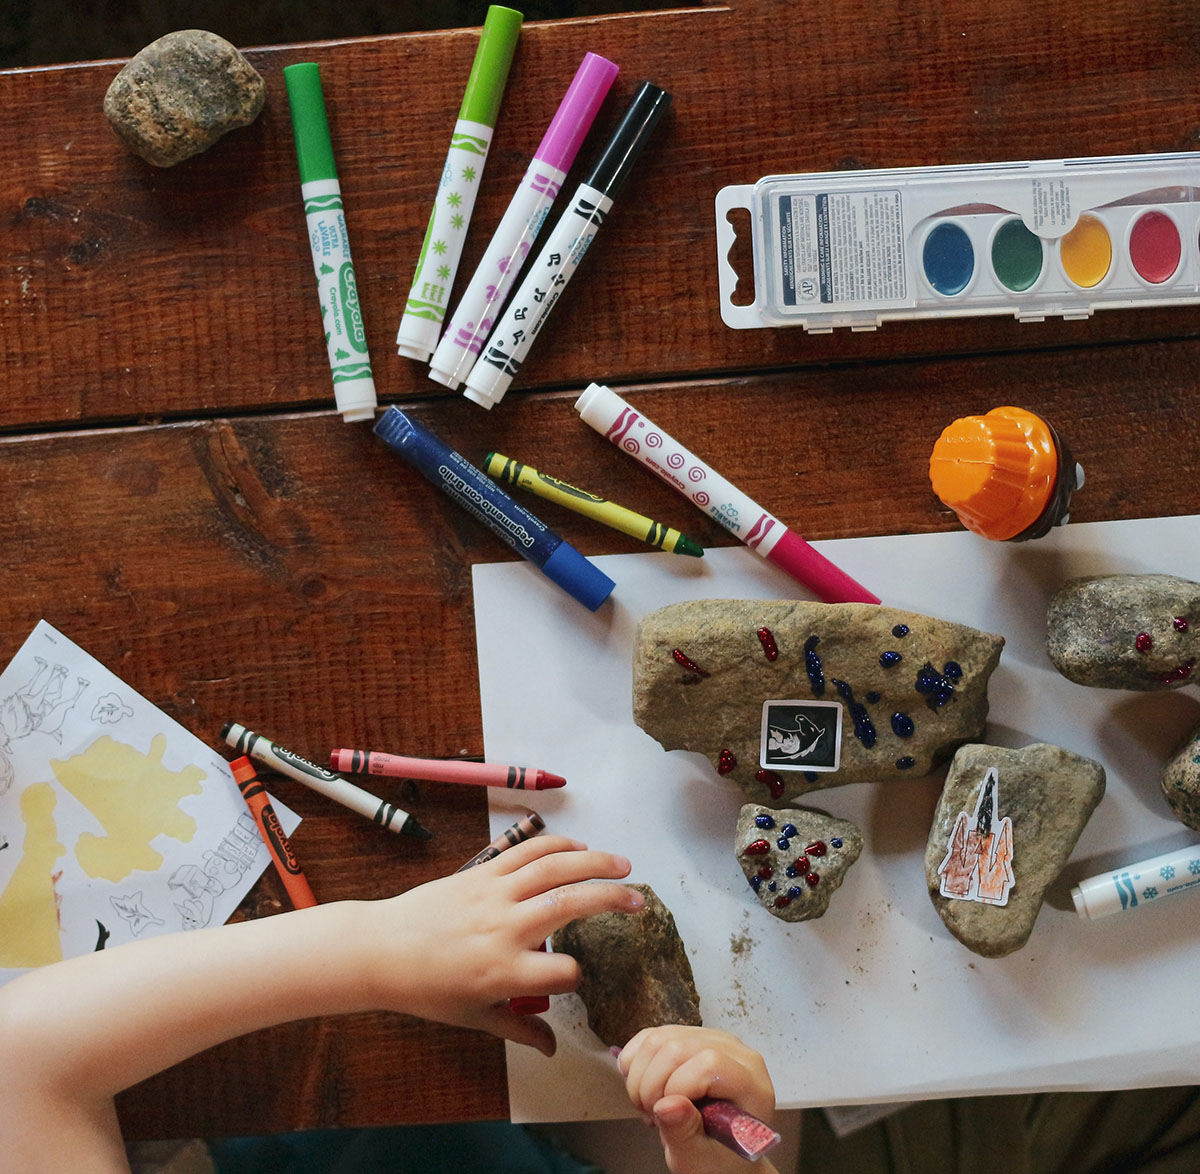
left=574, top=383, right=880, bottom=604
left=429, top=53, right=619, bottom=389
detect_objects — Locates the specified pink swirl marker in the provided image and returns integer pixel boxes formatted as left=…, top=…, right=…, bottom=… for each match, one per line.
left=574, top=383, right=879, bottom=604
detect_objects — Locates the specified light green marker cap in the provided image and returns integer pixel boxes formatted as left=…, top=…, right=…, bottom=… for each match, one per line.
left=283, top=62, right=338, bottom=183
left=459, top=6, right=523, bottom=128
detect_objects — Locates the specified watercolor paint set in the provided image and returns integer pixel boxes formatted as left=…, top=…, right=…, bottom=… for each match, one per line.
left=715, top=151, right=1200, bottom=332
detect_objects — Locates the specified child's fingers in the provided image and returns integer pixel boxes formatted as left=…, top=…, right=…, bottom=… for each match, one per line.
left=511, top=947, right=582, bottom=996
left=483, top=834, right=589, bottom=875
left=471, top=1004, right=557, bottom=1058
left=661, top=1050, right=774, bottom=1122
left=524, top=879, right=644, bottom=939
left=509, top=848, right=632, bottom=901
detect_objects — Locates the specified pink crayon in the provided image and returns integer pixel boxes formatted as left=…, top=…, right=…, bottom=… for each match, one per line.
left=332, top=748, right=566, bottom=790
left=574, top=383, right=879, bottom=604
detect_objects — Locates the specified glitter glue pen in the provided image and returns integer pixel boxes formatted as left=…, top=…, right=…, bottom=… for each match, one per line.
left=374, top=406, right=615, bottom=611
left=574, top=383, right=880, bottom=604
left=222, top=722, right=432, bottom=840
left=428, top=52, right=619, bottom=390
left=283, top=63, right=377, bottom=424
left=1071, top=842, right=1200, bottom=918
left=395, top=6, right=523, bottom=362
left=463, top=82, right=671, bottom=410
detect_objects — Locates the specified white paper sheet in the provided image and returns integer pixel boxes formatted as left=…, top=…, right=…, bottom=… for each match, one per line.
left=0, top=621, right=298, bottom=984
left=473, top=516, right=1200, bottom=1120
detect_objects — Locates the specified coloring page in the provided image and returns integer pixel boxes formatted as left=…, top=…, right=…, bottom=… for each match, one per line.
left=0, top=621, right=299, bottom=985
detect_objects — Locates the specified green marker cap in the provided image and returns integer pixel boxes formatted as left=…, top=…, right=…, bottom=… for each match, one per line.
left=459, top=6, right=523, bottom=128
left=283, top=62, right=338, bottom=183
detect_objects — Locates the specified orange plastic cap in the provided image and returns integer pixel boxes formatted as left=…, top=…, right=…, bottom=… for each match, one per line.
left=928, top=407, right=1058, bottom=540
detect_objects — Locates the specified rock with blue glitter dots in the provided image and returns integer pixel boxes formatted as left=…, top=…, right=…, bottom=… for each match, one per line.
left=1161, top=723, right=1200, bottom=832
left=736, top=804, right=863, bottom=922
left=633, top=599, right=1004, bottom=803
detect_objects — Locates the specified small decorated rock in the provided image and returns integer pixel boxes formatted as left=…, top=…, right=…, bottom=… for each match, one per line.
left=1162, top=724, right=1200, bottom=832
left=1046, top=573, right=1199, bottom=690
left=103, top=30, right=265, bottom=167
left=735, top=804, right=862, bottom=922
left=550, top=883, right=701, bottom=1048
left=925, top=742, right=1105, bottom=957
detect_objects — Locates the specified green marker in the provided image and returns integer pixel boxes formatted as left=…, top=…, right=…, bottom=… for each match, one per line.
left=395, top=6, right=523, bottom=363
left=284, top=62, right=377, bottom=424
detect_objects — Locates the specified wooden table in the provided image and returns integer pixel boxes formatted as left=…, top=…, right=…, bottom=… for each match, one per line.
left=2, top=0, right=1198, bottom=1142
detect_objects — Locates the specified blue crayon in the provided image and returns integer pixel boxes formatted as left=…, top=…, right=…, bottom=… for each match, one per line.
left=373, top=406, right=614, bottom=611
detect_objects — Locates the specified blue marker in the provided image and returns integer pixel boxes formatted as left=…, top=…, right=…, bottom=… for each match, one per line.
left=373, top=406, right=615, bottom=611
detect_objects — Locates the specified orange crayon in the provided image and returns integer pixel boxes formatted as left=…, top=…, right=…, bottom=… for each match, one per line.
left=231, top=756, right=317, bottom=910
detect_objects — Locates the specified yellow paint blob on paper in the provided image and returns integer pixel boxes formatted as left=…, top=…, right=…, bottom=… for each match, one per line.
left=0, top=782, right=67, bottom=967
left=54, top=733, right=205, bottom=882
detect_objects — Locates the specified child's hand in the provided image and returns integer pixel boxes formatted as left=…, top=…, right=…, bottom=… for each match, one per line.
left=618, top=1026, right=777, bottom=1174
left=364, top=835, right=641, bottom=1056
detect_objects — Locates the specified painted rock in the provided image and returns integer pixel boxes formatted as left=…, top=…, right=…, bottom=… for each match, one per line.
left=1046, top=573, right=1199, bottom=690
left=632, top=599, right=1004, bottom=802
left=103, top=30, right=265, bottom=166
left=735, top=805, right=862, bottom=922
left=550, top=883, right=701, bottom=1048
left=924, top=742, right=1105, bottom=958
left=1162, top=723, right=1200, bottom=832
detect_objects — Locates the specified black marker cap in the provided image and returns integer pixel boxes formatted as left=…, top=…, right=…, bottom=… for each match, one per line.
left=584, top=81, right=672, bottom=198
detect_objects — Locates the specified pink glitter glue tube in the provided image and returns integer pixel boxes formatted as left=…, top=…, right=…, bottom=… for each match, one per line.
left=697, top=1098, right=782, bottom=1162
left=429, top=52, right=619, bottom=390
left=574, top=383, right=879, bottom=604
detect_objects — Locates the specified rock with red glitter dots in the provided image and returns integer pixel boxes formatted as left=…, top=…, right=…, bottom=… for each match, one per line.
left=735, top=804, right=862, bottom=923
left=633, top=598, right=1004, bottom=803
left=1047, top=574, right=1200, bottom=691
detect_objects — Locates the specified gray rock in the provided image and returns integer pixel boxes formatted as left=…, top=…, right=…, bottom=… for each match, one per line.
left=1046, top=573, right=1200, bottom=691
left=103, top=30, right=265, bottom=167
left=550, top=884, right=701, bottom=1048
left=924, top=743, right=1105, bottom=957
left=735, top=804, right=862, bottom=922
left=1162, top=724, right=1200, bottom=832
left=632, top=599, right=1004, bottom=802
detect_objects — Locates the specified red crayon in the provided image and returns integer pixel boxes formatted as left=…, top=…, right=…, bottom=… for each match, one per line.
left=332, top=748, right=566, bottom=791
left=457, top=811, right=549, bottom=1015
left=231, top=756, right=318, bottom=910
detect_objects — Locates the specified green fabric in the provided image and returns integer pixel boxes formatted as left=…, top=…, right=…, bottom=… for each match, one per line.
left=801, top=1087, right=1200, bottom=1174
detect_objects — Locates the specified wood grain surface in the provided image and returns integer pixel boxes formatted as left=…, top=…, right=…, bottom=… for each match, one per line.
left=1, top=0, right=1199, bottom=1141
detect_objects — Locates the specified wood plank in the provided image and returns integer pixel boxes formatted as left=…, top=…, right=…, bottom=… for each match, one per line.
left=4, top=2, right=1200, bottom=431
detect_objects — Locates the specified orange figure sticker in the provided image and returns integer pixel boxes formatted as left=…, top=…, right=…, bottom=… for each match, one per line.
left=937, top=766, right=1015, bottom=907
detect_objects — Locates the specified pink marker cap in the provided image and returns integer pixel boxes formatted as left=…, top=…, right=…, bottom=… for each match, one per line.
left=534, top=52, right=619, bottom=172
left=766, top=529, right=881, bottom=605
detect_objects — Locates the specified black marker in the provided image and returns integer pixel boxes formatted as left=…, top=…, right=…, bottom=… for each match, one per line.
left=462, top=81, right=672, bottom=409
left=221, top=721, right=432, bottom=840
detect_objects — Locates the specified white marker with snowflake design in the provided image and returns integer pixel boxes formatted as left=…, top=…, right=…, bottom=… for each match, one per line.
left=1071, top=842, right=1200, bottom=918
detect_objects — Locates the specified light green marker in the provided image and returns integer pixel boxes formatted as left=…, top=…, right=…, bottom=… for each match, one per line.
left=395, top=6, right=523, bottom=363
left=284, top=62, right=377, bottom=423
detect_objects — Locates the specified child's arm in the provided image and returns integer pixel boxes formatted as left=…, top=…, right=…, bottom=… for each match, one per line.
left=0, top=836, right=640, bottom=1173
left=618, top=1025, right=778, bottom=1174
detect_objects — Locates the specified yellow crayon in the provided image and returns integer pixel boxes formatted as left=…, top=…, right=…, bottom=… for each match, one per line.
left=484, top=452, right=705, bottom=557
